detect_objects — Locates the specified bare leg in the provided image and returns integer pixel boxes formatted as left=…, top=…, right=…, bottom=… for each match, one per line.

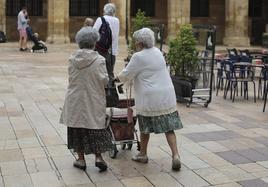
left=23, top=36, right=27, bottom=49
left=95, top=153, right=103, bottom=161
left=19, top=36, right=23, bottom=49
left=140, top=133, right=150, bottom=155
left=165, top=131, right=181, bottom=171
left=165, top=131, right=179, bottom=158
left=77, top=151, right=85, bottom=160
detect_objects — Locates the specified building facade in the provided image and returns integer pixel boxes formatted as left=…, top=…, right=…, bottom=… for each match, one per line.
left=0, top=0, right=267, bottom=46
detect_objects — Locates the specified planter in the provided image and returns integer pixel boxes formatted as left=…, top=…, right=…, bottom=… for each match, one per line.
left=263, top=34, right=268, bottom=48
left=171, top=75, right=198, bottom=102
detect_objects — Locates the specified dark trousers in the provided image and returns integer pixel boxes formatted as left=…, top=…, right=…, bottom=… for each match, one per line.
left=97, top=50, right=116, bottom=80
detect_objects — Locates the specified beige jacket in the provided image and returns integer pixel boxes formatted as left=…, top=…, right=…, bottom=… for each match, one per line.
left=60, top=49, right=109, bottom=129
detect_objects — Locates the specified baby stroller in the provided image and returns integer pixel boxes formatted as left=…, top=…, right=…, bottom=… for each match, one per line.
left=26, top=27, right=47, bottom=53
left=106, top=84, right=140, bottom=159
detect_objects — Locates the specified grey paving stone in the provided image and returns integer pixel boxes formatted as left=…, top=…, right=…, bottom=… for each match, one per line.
left=238, top=179, right=268, bottom=187
left=235, top=122, right=260, bottom=129
left=235, top=149, right=268, bottom=162
left=218, top=131, right=244, bottom=139
left=216, top=151, right=252, bottom=164
left=255, top=146, right=268, bottom=156
left=184, top=133, right=210, bottom=142
left=254, top=137, right=268, bottom=146
left=184, top=131, right=227, bottom=142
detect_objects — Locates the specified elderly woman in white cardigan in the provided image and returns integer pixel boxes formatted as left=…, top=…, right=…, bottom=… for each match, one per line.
left=60, top=27, right=112, bottom=172
left=117, top=28, right=183, bottom=171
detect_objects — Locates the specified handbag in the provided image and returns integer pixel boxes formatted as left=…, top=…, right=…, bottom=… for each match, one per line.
left=127, top=86, right=133, bottom=124
left=106, top=81, right=119, bottom=107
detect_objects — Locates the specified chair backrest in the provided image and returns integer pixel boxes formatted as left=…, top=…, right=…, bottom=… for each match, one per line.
left=264, top=57, right=268, bottom=64
left=239, top=50, right=252, bottom=63
left=223, top=60, right=234, bottom=79
left=227, top=48, right=240, bottom=63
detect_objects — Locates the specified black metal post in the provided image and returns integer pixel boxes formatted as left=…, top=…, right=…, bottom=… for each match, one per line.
left=125, top=0, right=129, bottom=45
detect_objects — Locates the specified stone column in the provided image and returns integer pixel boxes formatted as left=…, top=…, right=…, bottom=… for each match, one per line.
left=167, top=0, right=190, bottom=39
left=0, top=0, right=6, bottom=33
left=223, top=0, right=250, bottom=46
left=110, top=0, right=127, bottom=37
left=47, top=0, right=70, bottom=44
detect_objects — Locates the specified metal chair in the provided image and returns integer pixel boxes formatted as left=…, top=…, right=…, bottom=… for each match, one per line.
left=263, top=66, right=268, bottom=112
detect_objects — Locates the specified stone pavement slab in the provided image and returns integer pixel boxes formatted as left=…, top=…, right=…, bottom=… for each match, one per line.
left=238, top=179, right=268, bottom=187
left=3, top=174, right=33, bottom=187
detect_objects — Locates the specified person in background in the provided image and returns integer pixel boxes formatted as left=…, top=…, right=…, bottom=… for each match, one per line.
left=84, top=18, right=94, bottom=27
left=93, top=3, right=120, bottom=79
left=60, top=27, right=112, bottom=172
left=17, top=7, right=29, bottom=51
left=117, top=28, right=183, bottom=171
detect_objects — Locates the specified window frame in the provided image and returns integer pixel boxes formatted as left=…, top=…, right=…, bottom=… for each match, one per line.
left=190, top=0, right=210, bottom=18
left=131, top=0, right=155, bottom=17
left=249, top=0, right=263, bottom=18
left=6, top=0, right=43, bottom=17
left=69, top=0, right=99, bottom=17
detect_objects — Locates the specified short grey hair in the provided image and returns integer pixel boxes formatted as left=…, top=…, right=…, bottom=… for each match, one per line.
left=75, top=26, right=99, bottom=49
left=104, top=3, right=116, bottom=16
left=133, top=28, right=155, bottom=48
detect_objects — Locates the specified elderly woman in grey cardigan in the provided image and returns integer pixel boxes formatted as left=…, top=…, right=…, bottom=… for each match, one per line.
left=60, top=27, right=112, bottom=172
left=117, top=28, right=183, bottom=171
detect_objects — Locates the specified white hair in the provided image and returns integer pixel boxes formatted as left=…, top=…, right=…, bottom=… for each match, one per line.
left=103, top=3, right=116, bottom=16
left=133, top=28, right=155, bottom=48
left=75, top=26, right=99, bottom=49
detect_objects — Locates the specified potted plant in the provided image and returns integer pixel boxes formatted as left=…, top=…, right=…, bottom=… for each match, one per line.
left=125, top=9, right=151, bottom=61
left=167, top=24, right=199, bottom=101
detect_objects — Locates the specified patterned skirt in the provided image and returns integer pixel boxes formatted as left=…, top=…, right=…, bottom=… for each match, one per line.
left=67, top=127, right=113, bottom=155
left=137, top=111, right=183, bottom=134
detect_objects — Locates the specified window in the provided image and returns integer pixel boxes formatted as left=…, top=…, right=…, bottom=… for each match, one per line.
left=249, top=0, right=262, bottom=17
left=191, top=0, right=209, bottom=17
left=69, top=0, right=99, bottom=16
left=6, top=0, right=43, bottom=16
left=131, top=0, right=155, bottom=17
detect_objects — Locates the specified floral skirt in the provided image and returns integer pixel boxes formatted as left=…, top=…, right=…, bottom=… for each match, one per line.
left=137, top=111, right=183, bottom=134
left=67, top=127, right=113, bottom=155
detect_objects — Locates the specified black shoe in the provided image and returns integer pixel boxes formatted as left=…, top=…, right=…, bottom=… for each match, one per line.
left=95, top=161, right=107, bottom=172
left=20, top=48, right=24, bottom=51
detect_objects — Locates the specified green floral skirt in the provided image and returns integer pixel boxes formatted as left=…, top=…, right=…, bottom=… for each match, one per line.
left=67, top=127, right=113, bottom=155
left=137, top=111, right=183, bottom=134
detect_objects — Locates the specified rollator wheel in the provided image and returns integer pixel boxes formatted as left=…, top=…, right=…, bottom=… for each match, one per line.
left=109, top=144, right=118, bottom=159
left=127, top=143, right=133, bottom=150
left=121, top=143, right=126, bottom=150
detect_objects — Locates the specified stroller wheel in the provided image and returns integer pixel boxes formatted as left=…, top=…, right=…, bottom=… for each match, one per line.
left=121, top=143, right=126, bottom=150
left=30, top=49, right=33, bottom=53
left=127, top=143, right=133, bottom=150
left=109, top=145, right=118, bottom=159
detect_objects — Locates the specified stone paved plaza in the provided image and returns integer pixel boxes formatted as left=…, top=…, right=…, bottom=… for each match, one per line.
left=0, top=42, right=268, bottom=187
